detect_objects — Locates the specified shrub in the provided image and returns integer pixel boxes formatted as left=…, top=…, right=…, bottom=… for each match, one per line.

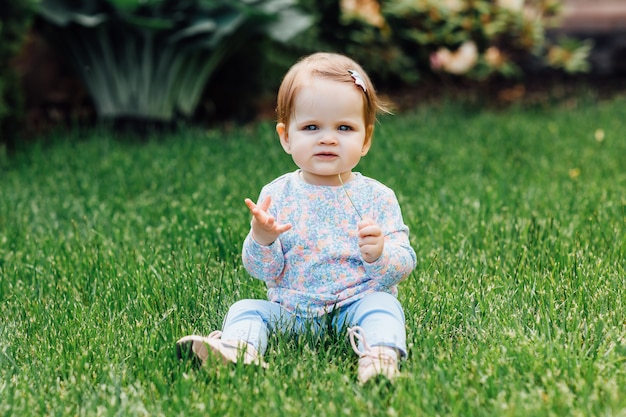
left=292, top=0, right=591, bottom=88
left=384, top=0, right=592, bottom=79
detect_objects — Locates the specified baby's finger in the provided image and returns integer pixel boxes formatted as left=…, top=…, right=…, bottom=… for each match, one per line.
left=276, top=223, right=293, bottom=234
left=357, top=217, right=375, bottom=229
left=244, top=198, right=257, bottom=211
left=263, top=215, right=276, bottom=228
left=258, top=195, right=272, bottom=211
left=359, top=225, right=381, bottom=238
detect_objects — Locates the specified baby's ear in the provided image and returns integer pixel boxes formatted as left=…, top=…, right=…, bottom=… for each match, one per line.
left=361, top=125, right=374, bottom=155
left=276, top=123, right=291, bottom=153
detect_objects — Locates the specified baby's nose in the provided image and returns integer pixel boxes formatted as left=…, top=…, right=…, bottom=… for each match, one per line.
left=319, top=132, right=337, bottom=144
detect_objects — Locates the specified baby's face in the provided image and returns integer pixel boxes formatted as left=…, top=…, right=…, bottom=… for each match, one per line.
left=277, top=77, right=372, bottom=186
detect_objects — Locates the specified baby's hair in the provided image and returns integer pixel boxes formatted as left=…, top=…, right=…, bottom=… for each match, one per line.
left=276, top=52, right=390, bottom=128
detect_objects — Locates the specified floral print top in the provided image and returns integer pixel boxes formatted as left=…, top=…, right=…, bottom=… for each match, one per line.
left=242, top=170, right=416, bottom=317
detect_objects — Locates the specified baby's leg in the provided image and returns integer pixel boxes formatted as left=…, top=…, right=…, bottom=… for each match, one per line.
left=344, top=292, right=407, bottom=383
left=347, top=291, right=407, bottom=356
left=221, top=298, right=287, bottom=355
left=177, top=299, right=286, bottom=367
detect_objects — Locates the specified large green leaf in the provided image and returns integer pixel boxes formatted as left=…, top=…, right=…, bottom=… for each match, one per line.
left=36, top=0, right=312, bottom=121
left=38, top=0, right=109, bottom=27
left=266, top=8, right=314, bottom=42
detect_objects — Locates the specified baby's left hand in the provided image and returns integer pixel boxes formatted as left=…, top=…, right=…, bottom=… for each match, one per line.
left=357, top=217, right=384, bottom=263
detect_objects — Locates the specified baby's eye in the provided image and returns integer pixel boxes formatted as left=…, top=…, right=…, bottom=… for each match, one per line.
left=303, top=125, right=318, bottom=131
left=338, top=125, right=353, bottom=131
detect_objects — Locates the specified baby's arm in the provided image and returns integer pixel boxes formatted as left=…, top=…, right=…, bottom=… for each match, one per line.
left=242, top=195, right=290, bottom=283
left=244, top=196, right=292, bottom=246
left=359, top=190, right=416, bottom=286
left=361, top=224, right=416, bottom=287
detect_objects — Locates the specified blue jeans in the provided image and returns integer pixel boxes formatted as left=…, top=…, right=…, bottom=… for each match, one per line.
left=220, top=291, right=407, bottom=358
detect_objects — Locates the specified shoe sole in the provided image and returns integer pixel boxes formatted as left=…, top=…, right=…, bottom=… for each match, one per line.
left=176, top=335, right=211, bottom=367
left=176, top=335, right=268, bottom=368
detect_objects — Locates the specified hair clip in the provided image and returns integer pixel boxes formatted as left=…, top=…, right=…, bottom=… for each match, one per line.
left=348, top=70, right=367, bottom=93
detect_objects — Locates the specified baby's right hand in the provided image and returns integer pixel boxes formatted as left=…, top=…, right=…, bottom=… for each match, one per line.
left=245, top=196, right=292, bottom=246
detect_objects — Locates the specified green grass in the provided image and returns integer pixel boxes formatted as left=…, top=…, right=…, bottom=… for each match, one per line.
left=1, top=96, right=625, bottom=416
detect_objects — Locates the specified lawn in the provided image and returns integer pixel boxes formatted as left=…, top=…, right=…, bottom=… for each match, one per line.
left=0, top=95, right=625, bottom=416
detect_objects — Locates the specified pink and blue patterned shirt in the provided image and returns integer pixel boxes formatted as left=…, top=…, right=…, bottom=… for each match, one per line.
left=242, top=170, right=416, bottom=317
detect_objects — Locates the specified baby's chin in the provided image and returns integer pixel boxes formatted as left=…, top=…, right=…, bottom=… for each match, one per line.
left=297, top=170, right=350, bottom=186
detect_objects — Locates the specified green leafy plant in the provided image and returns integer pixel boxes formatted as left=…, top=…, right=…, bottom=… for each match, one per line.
left=36, top=0, right=311, bottom=122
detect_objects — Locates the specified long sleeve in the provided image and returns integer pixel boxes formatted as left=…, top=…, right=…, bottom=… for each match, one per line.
left=359, top=184, right=416, bottom=287
left=242, top=232, right=285, bottom=284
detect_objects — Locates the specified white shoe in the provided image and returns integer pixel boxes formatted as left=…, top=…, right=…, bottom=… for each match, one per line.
left=348, top=326, right=399, bottom=383
left=176, top=331, right=267, bottom=368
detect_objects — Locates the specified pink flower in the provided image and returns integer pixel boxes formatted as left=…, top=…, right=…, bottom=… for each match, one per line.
left=430, top=41, right=478, bottom=75
left=340, top=0, right=385, bottom=28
